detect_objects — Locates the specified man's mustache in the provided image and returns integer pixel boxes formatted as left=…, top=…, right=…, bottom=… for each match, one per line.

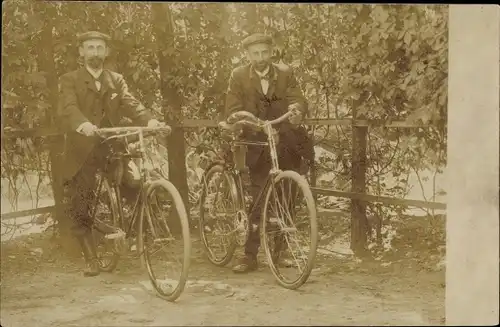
left=88, top=57, right=104, bottom=63
left=87, top=57, right=104, bottom=68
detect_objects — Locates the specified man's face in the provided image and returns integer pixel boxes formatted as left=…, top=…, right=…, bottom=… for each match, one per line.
left=246, top=43, right=272, bottom=72
left=79, top=39, right=108, bottom=70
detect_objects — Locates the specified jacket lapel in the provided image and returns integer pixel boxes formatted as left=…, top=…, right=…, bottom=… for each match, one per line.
left=100, top=69, right=116, bottom=96
left=266, top=65, right=279, bottom=99
left=78, top=67, right=99, bottom=94
left=99, top=70, right=120, bottom=126
left=249, top=67, right=264, bottom=96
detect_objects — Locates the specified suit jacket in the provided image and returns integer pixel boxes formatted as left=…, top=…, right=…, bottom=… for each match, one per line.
left=225, top=63, right=314, bottom=171
left=57, top=67, right=152, bottom=181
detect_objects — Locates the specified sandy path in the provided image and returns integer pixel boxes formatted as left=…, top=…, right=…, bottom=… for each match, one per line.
left=1, top=234, right=444, bottom=326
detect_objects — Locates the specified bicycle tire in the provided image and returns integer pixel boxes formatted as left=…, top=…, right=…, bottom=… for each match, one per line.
left=138, top=179, right=191, bottom=302
left=93, top=177, right=121, bottom=272
left=261, top=170, right=318, bottom=290
left=199, top=163, right=240, bottom=267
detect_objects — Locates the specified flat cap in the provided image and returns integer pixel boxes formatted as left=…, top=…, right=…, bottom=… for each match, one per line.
left=241, top=33, right=273, bottom=49
left=77, top=31, right=111, bottom=43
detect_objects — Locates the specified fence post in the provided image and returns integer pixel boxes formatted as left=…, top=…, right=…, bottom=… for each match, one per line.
left=350, top=107, right=369, bottom=256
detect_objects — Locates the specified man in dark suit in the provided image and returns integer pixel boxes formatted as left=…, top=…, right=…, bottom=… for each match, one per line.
left=58, top=31, right=163, bottom=277
left=224, top=33, right=314, bottom=273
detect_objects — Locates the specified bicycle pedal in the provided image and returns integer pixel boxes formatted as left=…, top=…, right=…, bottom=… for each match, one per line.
left=267, top=218, right=279, bottom=228
left=153, top=237, right=175, bottom=244
left=105, top=229, right=126, bottom=240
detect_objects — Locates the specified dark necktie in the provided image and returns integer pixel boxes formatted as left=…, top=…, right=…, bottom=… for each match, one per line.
left=94, top=72, right=103, bottom=92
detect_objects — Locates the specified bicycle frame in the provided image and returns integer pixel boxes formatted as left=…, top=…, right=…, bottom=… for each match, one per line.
left=223, top=115, right=293, bottom=225
left=90, top=127, right=168, bottom=243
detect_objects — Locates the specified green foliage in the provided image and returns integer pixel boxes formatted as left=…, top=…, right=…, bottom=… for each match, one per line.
left=2, top=3, right=448, bottom=237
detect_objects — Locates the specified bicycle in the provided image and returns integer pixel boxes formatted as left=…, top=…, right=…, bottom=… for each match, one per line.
left=198, top=110, right=318, bottom=290
left=89, top=125, right=191, bottom=302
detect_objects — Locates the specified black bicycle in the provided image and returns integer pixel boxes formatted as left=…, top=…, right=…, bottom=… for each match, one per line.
left=90, top=125, right=191, bottom=302
left=199, top=110, right=318, bottom=290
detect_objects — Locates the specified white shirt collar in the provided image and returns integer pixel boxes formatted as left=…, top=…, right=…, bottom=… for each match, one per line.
left=86, top=66, right=103, bottom=80
left=254, top=65, right=270, bottom=77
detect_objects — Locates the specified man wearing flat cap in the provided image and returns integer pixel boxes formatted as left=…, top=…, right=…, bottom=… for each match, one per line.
left=57, top=31, right=164, bottom=277
left=225, top=32, right=315, bottom=273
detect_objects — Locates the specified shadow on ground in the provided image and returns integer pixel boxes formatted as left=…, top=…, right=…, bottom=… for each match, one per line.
left=0, top=229, right=445, bottom=326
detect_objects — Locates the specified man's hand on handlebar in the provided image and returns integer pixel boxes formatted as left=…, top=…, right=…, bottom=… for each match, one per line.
left=77, top=118, right=167, bottom=138
left=76, top=122, right=98, bottom=137
left=147, top=118, right=165, bottom=128
left=220, top=124, right=243, bottom=141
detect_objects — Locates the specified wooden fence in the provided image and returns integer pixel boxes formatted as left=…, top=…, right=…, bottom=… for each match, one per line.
left=1, top=118, right=446, bottom=254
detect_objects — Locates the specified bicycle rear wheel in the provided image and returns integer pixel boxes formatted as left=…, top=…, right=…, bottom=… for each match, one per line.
left=199, top=163, right=241, bottom=266
left=138, top=179, right=191, bottom=302
left=92, top=176, right=121, bottom=272
left=261, top=170, right=318, bottom=290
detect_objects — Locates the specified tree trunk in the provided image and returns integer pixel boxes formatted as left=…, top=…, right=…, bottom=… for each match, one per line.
left=199, top=6, right=231, bottom=120
left=243, top=4, right=260, bottom=33
left=152, top=3, right=190, bottom=232
left=36, top=3, right=80, bottom=256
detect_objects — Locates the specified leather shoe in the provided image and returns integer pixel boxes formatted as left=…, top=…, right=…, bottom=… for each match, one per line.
left=83, top=258, right=100, bottom=277
left=232, top=254, right=258, bottom=273
left=79, top=234, right=101, bottom=277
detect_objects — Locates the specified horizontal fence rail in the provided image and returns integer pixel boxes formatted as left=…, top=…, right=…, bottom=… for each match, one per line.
left=2, top=119, right=439, bottom=139
left=1, top=206, right=56, bottom=221
left=1, top=188, right=447, bottom=221
left=311, top=187, right=446, bottom=210
left=1, top=119, right=446, bottom=222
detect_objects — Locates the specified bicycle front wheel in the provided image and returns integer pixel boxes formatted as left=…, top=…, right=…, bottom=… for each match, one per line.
left=261, top=170, right=318, bottom=290
left=138, top=179, right=191, bottom=302
left=199, top=163, right=241, bottom=266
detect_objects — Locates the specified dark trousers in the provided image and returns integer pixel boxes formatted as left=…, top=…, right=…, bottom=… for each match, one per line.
left=244, top=141, right=302, bottom=256
left=63, top=145, right=139, bottom=238
left=63, top=148, right=104, bottom=237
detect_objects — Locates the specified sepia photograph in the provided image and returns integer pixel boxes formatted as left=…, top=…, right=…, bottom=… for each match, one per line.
left=0, top=2, right=498, bottom=326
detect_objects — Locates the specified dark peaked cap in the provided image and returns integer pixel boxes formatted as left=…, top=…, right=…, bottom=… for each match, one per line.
left=77, top=31, right=111, bottom=44
left=241, top=33, right=273, bottom=49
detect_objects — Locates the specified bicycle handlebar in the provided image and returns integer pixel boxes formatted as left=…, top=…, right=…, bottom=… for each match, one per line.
left=219, top=110, right=293, bottom=132
left=94, top=126, right=172, bottom=142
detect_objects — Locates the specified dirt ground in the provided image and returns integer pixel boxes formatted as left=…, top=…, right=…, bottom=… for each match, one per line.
left=0, top=227, right=444, bottom=327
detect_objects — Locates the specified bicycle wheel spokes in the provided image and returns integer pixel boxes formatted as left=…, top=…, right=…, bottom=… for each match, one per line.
left=200, top=166, right=239, bottom=266
left=262, top=171, right=318, bottom=289
left=93, top=177, right=121, bottom=272
left=270, top=181, right=308, bottom=272
left=141, top=180, right=190, bottom=302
